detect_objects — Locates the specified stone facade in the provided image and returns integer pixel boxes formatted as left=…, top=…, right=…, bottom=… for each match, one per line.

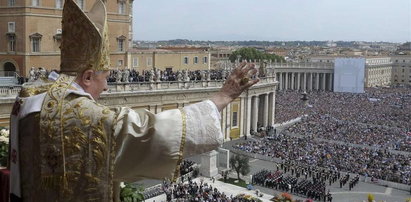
left=127, top=49, right=211, bottom=71
left=364, top=57, right=392, bottom=87
left=391, top=55, right=411, bottom=85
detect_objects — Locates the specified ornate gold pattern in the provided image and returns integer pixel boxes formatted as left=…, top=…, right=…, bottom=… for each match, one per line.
left=19, top=82, right=54, bottom=97
left=173, top=108, right=187, bottom=182
left=39, top=74, right=118, bottom=201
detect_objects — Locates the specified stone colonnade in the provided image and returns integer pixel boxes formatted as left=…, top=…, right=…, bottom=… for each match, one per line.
left=241, top=92, right=275, bottom=136
left=276, top=72, right=334, bottom=91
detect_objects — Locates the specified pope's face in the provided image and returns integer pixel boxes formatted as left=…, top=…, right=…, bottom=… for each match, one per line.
left=88, top=71, right=110, bottom=100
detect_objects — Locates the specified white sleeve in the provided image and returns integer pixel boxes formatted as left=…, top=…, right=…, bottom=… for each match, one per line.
left=183, top=100, right=223, bottom=157
left=113, top=100, right=223, bottom=181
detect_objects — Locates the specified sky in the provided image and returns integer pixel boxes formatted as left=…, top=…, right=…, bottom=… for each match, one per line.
left=132, top=0, right=411, bottom=43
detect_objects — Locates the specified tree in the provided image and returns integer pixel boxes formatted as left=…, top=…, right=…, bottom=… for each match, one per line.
left=229, top=154, right=250, bottom=181
left=120, top=183, right=144, bottom=202
left=229, top=47, right=285, bottom=63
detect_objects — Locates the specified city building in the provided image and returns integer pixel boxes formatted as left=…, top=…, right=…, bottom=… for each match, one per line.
left=364, top=57, right=392, bottom=87
left=127, top=48, right=211, bottom=71
left=391, top=55, right=411, bottom=85
left=0, top=0, right=133, bottom=77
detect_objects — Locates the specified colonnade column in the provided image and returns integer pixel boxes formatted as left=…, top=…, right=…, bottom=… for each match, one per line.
left=278, top=73, right=282, bottom=90
left=245, top=96, right=252, bottom=136
left=285, top=73, right=288, bottom=90
left=316, top=73, right=320, bottom=90
left=303, top=73, right=307, bottom=91
left=297, top=73, right=301, bottom=91
left=156, top=105, right=162, bottom=113
left=225, top=103, right=231, bottom=139
left=269, top=92, right=276, bottom=126
left=251, top=95, right=259, bottom=132
left=221, top=105, right=227, bottom=139
left=240, top=96, right=245, bottom=137
left=149, top=105, right=157, bottom=113
left=291, top=73, right=295, bottom=90
left=328, top=73, right=333, bottom=91
left=309, top=73, right=313, bottom=91
left=263, top=93, right=269, bottom=128
left=322, top=73, right=326, bottom=91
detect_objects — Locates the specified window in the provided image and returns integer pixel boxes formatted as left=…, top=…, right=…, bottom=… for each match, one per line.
left=203, top=56, right=208, bottom=64
left=56, top=0, right=63, bottom=8
left=232, top=112, right=238, bottom=127
left=118, top=39, right=124, bottom=51
left=32, top=38, right=40, bottom=52
left=133, top=58, right=139, bottom=67
left=8, top=0, right=15, bottom=6
left=32, top=0, right=40, bottom=6
left=8, top=22, right=15, bottom=33
left=77, top=0, right=84, bottom=10
left=147, top=57, right=152, bottom=66
left=30, top=33, right=42, bottom=52
left=8, top=35, right=16, bottom=52
left=184, top=57, right=188, bottom=64
left=118, top=2, right=126, bottom=14
left=117, top=60, right=123, bottom=67
left=194, top=56, right=198, bottom=64
left=117, top=35, right=126, bottom=52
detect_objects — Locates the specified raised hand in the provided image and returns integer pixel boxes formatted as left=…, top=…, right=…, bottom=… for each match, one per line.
left=211, top=62, right=259, bottom=112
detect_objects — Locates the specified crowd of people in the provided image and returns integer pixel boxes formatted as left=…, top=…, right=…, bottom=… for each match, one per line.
left=163, top=179, right=230, bottom=201
left=252, top=169, right=332, bottom=202
left=234, top=133, right=411, bottom=185
left=162, top=179, right=263, bottom=202
left=285, top=114, right=410, bottom=152
left=275, top=88, right=411, bottom=151
left=107, top=69, right=233, bottom=83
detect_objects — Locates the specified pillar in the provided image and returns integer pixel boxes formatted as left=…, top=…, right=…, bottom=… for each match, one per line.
left=285, top=73, right=288, bottom=90
left=303, top=73, right=307, bottom=91
left=291, top=73, right=295, bottom=90
left=309, top=73, right=313, bottom=91
left=149, top=105, right=156, bottom=113
left=263, top=93, right=269, bottom=128
left=268, top=92, right=276, bottom=126
left=328, top=73, right=334, bottom=91
left=156, top=105, right=162, bottom=113
left=245, top=96, right=252, bottom=136
left=240, top=97, right=245, bottom=137
left=297, top=73, right=301, bottom=91
left=251, top=96, right=259, bottom=132
left=225, top=103, right=231, bottom=139
left=222, top=106, right=227, bottom=139
left=316, top=73, right=320, bottom=90
left=322, top=73, right=326, bottom=91
left=278, top=73, right=282, bottom=90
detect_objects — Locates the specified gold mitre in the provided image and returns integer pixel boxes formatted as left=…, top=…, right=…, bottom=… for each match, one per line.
left=60, top=0, right=110, bottom=74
